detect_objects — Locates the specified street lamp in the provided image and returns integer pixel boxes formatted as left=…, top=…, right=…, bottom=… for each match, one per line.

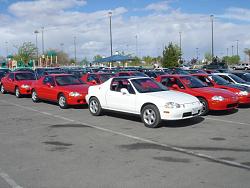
left=179, top=31, right=182, bottom=60
left=74, top=36, right=77, bottom=63
left=227, top=48, right=229, bottom=56
left=60, top=43, right=64, bottom=51
left=34, top=30, right=39, bottom=65
left=135, top=35, right=138, bottom=57
left=5, top=41, right=8, bottom=57
left=232, top=45, right=234, bottom=56
left=108, top=12, right=113, bottom=57
left=41, top=26, right=45, bottom=55
left=236, top=40, right=239, bottom=56
left=210, top=15, right=214, bottom=60
left=196, top=48, right=199, bottom=60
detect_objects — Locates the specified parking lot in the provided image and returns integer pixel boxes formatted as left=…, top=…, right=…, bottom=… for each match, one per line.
left=0, top=93, right=250, bottom=188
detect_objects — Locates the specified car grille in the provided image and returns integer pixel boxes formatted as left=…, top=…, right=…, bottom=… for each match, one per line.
left=227, top=103, right=238, bottom=108
left=182, top=111, right=200, bottom=118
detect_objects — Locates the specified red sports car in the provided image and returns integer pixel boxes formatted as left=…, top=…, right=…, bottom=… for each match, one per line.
left=192, top=74, right=250, bottom=105
left=31, top=74, right=89, bottom=109
left=1, top=71, right=36, bottom=98
left=81, top=73, right=114, bottom=85
left=156, top=75, right=239, bottom=115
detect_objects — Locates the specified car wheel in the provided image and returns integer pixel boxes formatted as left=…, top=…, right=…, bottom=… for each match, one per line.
left=58, top=94, right=68, bottom=109
left=31, top=90, right=40, bottom=103
left=0, top=85, right=6, bottom=94
left=198, top=97, right=209, bottom=116
left=89, top=97, right=102, bottom=116
left=141, top=104, right=161, bottom=128
left=15, top=87, right=21, bottom=98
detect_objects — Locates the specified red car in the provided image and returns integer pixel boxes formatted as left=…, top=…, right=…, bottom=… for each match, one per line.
left=192, top=74, right=250, bottom=105
left=156, top=75, right=239, bottom=115
left=115, top=71, right=148, bottom=77
left=81, top=73, right=114, bottom=85
left=31, top=74, right=89, bottom=109
left=0, top=71, right=36, bottom=98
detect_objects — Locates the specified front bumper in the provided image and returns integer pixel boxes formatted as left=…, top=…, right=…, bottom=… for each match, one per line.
left=159, top=103, right=203, bottom=120
left=238, top=95, right=250, bottom=104
left=67, top=94, right=87, bottom=105
left=19, top=87, right=32, bottom=95
left=208, top=97, right=239, bottom=110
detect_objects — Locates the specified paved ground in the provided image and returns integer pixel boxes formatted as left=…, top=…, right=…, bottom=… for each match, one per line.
left=0, top=93, right=250, bottom=188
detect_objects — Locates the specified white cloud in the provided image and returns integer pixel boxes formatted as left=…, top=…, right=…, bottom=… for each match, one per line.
left=145, top=1, right=170, bottom=12
left=1, top=1, right=250, bottom=62
left=219, top=7, right=250, bottom=22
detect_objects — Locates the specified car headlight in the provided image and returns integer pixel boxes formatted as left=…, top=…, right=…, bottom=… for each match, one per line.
left=165, top=102, right=184, bottom=108
left=211, top=96, right=224, bottom=101
left=237, top=91, right=248, bottom=96
left=21, top=84, right=30, bottom=89
left=69, top=92, right=82, bottom=97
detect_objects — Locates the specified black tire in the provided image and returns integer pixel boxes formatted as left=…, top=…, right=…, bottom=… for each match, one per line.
left=0, top=85, right=6, bottom=94
left=88, top=97, right=102, bottom=116
left=31, top=90, right=40, bottom=103
left=58, top=94, right=68, bottom=109
left=141, top=104, right=161, bottom=128
left=15, top=87, right=21, bottom=98
left=198, top=97, right=209, bottom=116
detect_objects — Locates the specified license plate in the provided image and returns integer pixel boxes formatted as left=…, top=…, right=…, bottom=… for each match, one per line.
left=192, top=108, right=199, bottom=114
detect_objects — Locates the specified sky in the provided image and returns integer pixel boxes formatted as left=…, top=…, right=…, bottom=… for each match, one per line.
left=0, top=0, right=250, bottom=61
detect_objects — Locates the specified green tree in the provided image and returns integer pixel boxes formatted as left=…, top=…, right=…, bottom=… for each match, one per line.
left=244, top=48, right=250, bottom=62
left=80, top=57, right=89, bottom=66
left=222, top=55, right=240, bottom=65
left=14, top=42, right=36, bottom=65
left=93, top=55, right=102, bottom=61
left=204, top=52, right=212, bottom=62
left=162, top=43, right=181, bottom=68
left=129, top=56, right=141, bottom=66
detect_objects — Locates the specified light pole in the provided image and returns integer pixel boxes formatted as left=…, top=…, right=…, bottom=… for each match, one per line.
left=34, top=30, right=39, bottom=65
left=41, top=26, right=45, bottom=55
left=60, top=43, right=64, bottom=51
left=232, top=45, right=234, bottom=56
left=236, top=40, right=239, bottom=56
left=5, top=41, right=8, bottom=57
left=135, top=35, right=138, bottom=57
left=196, top=48, right=199, bottom=60
left=74, top=36, right=77, bottom=63
left=179, top=31, right=182, bottom=60
left=108, top=12, right=113, bottom=57
left=210, top=15, right=214, bottom=60
left=227, top=48, right=229, bottom=56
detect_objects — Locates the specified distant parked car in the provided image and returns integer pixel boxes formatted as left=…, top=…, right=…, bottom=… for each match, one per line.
left=232, top=72, right=250, bottom=82
left=86, top=77, right=202, bottom=128
left=156, top=75, right=239, bottom=115
left=186, top=69, right=207, bottom=74
left=31, top=74, right=89, bottom=109
left=232, top=63, right=250, bottom=70
left=213, top=73, right=250, bottom=87
left=144, top=71, right=167, bottom=79
left=81, top=73, right=114, bottom=85
left=1, top=71, right=36, bottom=98
left=115, top=71, right=148, bottom=77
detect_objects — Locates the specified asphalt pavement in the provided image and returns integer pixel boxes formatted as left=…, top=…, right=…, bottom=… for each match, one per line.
left=0, top=93, right=250, bottom=188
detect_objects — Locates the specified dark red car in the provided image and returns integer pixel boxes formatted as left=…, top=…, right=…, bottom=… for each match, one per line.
left=192, top=74, right=250, bottom=105
left=156, top=75, right=239, bottom=115
left=31, top=74, right=89, bottom=109
left=1, top=71, right=36, bottom=98
left=81, top=73, right=114, bottom=85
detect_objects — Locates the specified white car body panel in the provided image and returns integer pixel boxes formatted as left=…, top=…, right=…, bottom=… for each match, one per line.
left=86, top=77, right=203, bottom=120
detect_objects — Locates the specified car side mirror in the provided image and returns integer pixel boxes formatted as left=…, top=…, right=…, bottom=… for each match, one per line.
left=91, top=80, right=97, bottom=85
left=46, top=83, right=53, bottom=88
left=172, top=84, right=179, bottom=90
left=120, top=88, right=129, bottom=95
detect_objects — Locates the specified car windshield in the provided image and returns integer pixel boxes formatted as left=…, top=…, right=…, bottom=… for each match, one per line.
left=131, top=78, right=168, bottom=93
left=15, top=73, right=36, bottom=80
left=209, top=75, right=229, bottom=85
left=99, top=74, right=113, bottom=83
left=230, top=74, right=246, bottom=83
left=155, top=71, right=166, bottom=75
left=55, top=75, right=83, bottom=86
left=243, top=73, right=250, bottom=81
left=180, top=76, right=207, bottom=88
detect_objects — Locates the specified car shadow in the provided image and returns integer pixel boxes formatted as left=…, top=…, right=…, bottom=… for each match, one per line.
left=238, top=104, right=250, bottom=109
left=37, top=100, right=88, bottom=109
left=104, top=110, right=205, bottom=128
left=161, top=116, right=205, bottom=128
left=208, top=108, right=238, bottom=116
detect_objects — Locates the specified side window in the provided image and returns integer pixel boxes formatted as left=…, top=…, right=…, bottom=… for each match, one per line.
left=161, top=77, right=175, bottom=87
left=110, top=78, right=135, bottom=94
left=9, top=73, right=14, bottom=80
left=197, top=76, right=213, bottom=86
left=87, top=75, right=98, bottom=82
left=220, top=75, right=232, bottom=82
left=119, top=73, right=129, bottom=76
left=176, top=79, right=185, bottom=89
left=43, top=76, right=55, bottom=86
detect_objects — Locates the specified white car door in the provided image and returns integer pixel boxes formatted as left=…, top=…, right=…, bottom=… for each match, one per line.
left=105, top=78, right=136, bottom=113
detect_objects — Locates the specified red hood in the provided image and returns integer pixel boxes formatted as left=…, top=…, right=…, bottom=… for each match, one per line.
left=191, top=87, right=236, bottom=98
left=58, top=84, right=89, bottom=93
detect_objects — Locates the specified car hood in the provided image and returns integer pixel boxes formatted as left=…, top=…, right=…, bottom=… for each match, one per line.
left=227, top=83, right=250, bottom=91
left=59, top=84, right=89, bottom=93
left=192, top=87, right=236, bottom=97
left=144, top=90, right=199, bottom=104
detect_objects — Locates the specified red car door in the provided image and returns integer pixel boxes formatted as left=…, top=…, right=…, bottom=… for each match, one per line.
left=39, top=76, right=57, bottom=101
left=5, top=73, right=15, bottom=92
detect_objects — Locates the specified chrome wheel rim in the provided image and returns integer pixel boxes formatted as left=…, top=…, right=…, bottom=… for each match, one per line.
left=200, top=101, right=207, bottom=114
left=32, top=91, right=37, bottom=101
left=15, top=88, right=20, bottom=97
left=1, top=85, right=4, bottom=93
left=90, top=100, right=98, bottom=113
left=143, top=109, right=156, bottom=125
left=59, top=96, right=66, bottom=107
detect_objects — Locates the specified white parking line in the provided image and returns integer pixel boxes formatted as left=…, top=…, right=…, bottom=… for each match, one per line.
left=0, top=168, right=23, bottom=188
left=1, top=100, right=250, bottom=172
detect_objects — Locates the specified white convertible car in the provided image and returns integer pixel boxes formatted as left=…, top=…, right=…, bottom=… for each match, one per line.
left=86, top=77, right=202, bottom=128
